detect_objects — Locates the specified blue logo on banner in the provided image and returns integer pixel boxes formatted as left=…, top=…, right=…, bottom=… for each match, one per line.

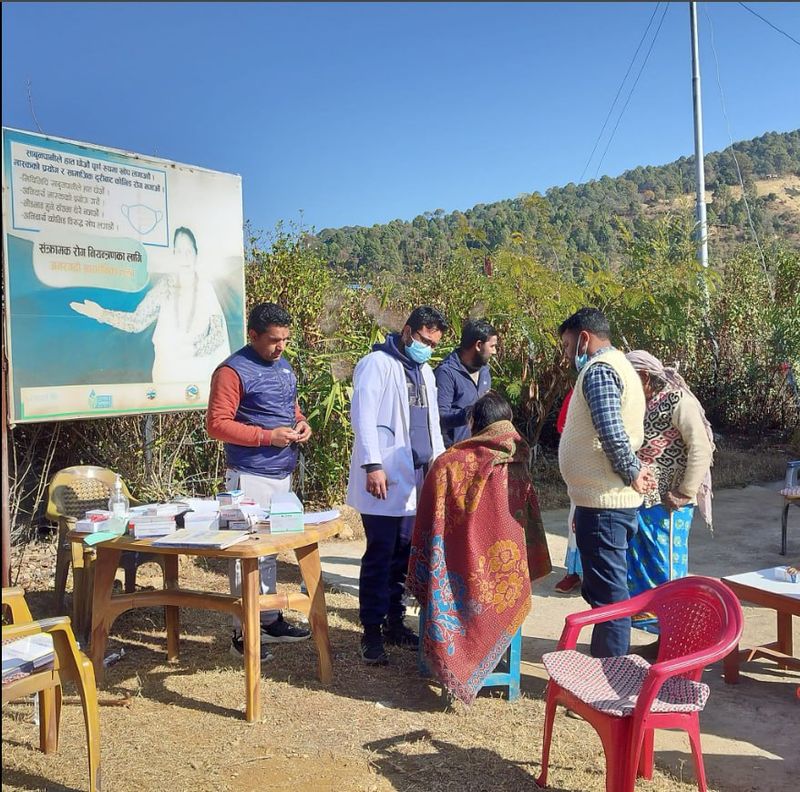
left=88, top=389, right=113, bottom=409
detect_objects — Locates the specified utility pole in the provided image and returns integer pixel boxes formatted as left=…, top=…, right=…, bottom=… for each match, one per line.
left=690, top=1, right=709, bottom=268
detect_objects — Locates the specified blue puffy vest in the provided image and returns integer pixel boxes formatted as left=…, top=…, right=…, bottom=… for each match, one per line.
left=220, top=345, right=299, bottom=478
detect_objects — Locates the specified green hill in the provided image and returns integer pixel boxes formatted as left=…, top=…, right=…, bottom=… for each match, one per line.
left=311, top=129, right=800, bottom=275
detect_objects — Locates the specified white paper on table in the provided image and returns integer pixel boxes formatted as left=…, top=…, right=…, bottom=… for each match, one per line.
left=182, top=498, right=221, bottom=514
left=303, top=509, right=341, bottom=525
left=724, top=567, right=800, bottom=599
left=2, top=634, right=55, bottom=679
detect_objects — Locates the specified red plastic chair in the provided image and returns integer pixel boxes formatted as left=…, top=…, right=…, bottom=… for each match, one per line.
left=537, top=576, right=743, bottom=792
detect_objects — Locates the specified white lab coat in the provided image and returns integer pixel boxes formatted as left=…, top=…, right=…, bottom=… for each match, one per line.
left=346, top=350, right=445, bottom=517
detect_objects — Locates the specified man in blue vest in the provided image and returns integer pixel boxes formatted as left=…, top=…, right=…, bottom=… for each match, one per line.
left=434, top=319, right=497, bottom=448
left=207, top=302, right=311, bottom=659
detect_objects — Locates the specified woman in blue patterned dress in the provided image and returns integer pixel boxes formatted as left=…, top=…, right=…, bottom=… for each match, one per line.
left=624, top=351, right=714, bottom=606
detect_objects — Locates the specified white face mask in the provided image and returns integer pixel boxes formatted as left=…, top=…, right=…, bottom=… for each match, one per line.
left=406, top=337, right=433, bottom=364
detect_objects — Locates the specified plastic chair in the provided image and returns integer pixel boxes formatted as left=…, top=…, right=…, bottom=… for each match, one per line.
left=537, top=576, right=743, bottom=792
left=2, top=587, right=101, bottom=791
left=418, top=608, right=522, bottom=702
left=47, top=465, right=164, bottom=637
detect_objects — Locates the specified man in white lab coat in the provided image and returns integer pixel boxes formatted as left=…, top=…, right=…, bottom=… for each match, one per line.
left=347, top=306, right=448, bottom=664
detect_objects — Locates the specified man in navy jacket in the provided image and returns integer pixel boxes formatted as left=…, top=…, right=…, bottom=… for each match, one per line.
left=434, top=319, right=498, bottom=448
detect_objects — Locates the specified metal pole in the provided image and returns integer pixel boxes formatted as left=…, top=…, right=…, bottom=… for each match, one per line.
left=690, top=1, right=709, bottom=268
left=1, top=295, right=11, bottom=587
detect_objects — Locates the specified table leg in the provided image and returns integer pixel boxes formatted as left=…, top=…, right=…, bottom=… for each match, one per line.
left=90, top=547, right=122, bottom=683
left=163, top=555, right=180, bottom=662
left=781, top=501, right=790, bottom=556
left=241, top=556, right=261, bottom=722
left=296, top=543, right=333, bottom=685
left=70, top=540, right=86, bottom=637
left=777, top=611, right=794, bottom=668
left=80, top=548, right=96, bottom=646
left=723, top=642, right=740, bottom=684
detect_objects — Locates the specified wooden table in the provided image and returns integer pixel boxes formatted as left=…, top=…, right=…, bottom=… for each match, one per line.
left=74, top=520, right=341, bottom=722
left=721, top=567, right=800, bottom=684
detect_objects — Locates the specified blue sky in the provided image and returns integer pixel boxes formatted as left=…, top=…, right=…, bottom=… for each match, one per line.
left=3, top=2, right=799, bottom=233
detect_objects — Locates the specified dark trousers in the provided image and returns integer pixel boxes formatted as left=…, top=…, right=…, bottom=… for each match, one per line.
left=575, top=506, right=638, bottom=658
left=359, top=513, right=415, bottom=627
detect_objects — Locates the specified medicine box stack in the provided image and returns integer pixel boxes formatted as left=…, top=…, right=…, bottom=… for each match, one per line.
left=126, top=503, right=188, bottom=538
left=269, top=492, right=304, bottom=533
left=218, top=503, right=265, bottom=530
left=183, top=511, right=220, bottom=531
left=177, top=498, right=221, bottom=531
left=127, top=513, right=177, bottom=539
left=74, top=509, right=114, bottom=534
left=216, top=490, right=244, bottom=507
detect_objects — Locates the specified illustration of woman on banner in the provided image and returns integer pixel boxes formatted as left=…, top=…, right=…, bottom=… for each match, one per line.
left=70, top=226, right=231, bottom=383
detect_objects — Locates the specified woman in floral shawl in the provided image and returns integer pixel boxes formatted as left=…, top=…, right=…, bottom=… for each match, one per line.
left=624, top=351, right=714, bottom=611
left=408, top=391, right=551, bottom=704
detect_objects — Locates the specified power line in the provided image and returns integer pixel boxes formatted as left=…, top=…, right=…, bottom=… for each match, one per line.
left=594, top=2, right=670, bottom=180
left=578, top=2, right=662, bottom=184
left=705, top=7, right=773, bottom=298
left=738, top=2, right=800, bottom=49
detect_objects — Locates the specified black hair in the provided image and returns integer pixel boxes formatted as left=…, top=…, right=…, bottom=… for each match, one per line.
left=248, top=302, right=292, bottom=333
left=470, top=391, right=513, bottom=434
left=173, top=226, right=198, bottom=255
left=558, top=307, right=610, bottom=339
left=405, top=306, right=449, bottom=334
left=460, top=318, right=497, bottom=349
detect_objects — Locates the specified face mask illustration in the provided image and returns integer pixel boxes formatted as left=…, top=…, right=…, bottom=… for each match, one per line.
left=121, top=204, right=164, bottom=235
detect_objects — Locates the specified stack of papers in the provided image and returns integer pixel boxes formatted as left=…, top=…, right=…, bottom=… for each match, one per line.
left=2, top=633, right=55, bottom=681
left=151, top=527, right=251, bottom=550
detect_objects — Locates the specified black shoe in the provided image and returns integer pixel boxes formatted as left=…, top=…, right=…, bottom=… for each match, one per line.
left=261, top=614, right=311, bottom=643
left=360, top=625, right=389, bottom=665
left=229, top=631, right=274, bottom=661
left=383, top=619, right=419, bottom=649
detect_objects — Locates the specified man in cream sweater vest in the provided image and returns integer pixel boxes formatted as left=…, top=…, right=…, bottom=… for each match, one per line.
left=558, top=308, right=655, bottom=657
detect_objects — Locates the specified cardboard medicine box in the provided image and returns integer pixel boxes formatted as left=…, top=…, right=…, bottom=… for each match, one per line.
left=269, top=492, right=304, bottom=533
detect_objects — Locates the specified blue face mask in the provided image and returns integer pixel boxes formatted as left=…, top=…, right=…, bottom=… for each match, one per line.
left=406, top=338, right=433, bottom=365
left=574, top=336, right=589, bottom=372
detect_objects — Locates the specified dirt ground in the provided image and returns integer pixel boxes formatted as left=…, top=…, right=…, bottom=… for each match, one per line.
left=3, top=479, right=798, bottom=792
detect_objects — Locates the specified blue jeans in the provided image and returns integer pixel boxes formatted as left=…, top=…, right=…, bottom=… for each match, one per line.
left=359, top=514, right=415, bottom=627
left=575, top=506, right=638, bottom=657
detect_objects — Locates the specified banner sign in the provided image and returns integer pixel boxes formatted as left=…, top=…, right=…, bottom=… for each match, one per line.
left=2, top=128, right=245, bottom=423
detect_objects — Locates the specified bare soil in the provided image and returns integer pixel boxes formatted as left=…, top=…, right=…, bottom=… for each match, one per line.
left=5, top=545, right=713, bottom=792
left=3, top=448, right=795, bottom=792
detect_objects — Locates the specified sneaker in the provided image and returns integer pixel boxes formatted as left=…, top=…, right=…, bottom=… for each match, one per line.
left=360, top=625, right=389, bottom=665
left=261, top=614, right=311, bottom=643
left=554, top=573, right=582, bottom=594
left=229, top=631, right=274, bottom=661
left=382, top=619, right=419, bottom=649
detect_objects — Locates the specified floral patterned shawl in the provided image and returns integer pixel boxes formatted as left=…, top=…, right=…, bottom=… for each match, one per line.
left=407, top=420, right=551, bottom=704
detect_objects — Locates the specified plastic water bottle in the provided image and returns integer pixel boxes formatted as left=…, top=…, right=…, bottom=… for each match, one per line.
left=108, top=474, right=130, bottom=519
